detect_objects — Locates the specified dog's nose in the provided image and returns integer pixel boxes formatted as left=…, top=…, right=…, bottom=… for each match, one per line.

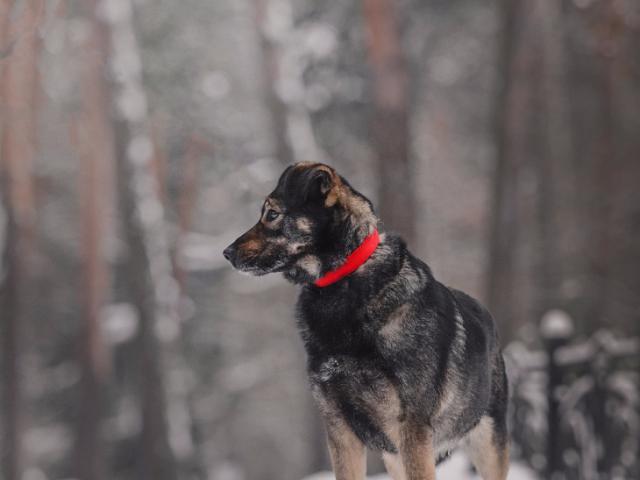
left=223, top=244, right=236, bottom=262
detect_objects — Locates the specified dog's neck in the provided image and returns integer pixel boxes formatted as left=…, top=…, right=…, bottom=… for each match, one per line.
left=284, top=214, right=384, bottom=285
left=314, top=229, right=380, bottom=287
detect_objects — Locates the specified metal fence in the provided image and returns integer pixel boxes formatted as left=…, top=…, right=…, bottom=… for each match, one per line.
left=504, top=311, right=639, bottom=480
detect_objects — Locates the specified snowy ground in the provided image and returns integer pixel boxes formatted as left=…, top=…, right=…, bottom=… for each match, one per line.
left=301, top=451, right=539, bottom=480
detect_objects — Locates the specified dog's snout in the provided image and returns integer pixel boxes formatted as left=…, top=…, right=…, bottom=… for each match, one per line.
left=223, top=244, right=236, bottom=263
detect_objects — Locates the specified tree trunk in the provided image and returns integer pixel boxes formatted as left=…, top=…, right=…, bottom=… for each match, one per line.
left=255, top=0, right=295, bottom=166
left=174, top=134, right=206, bottom=291
left=609, top=11, right=640, bottom=338
left=564, top=0, right=631, bottom=333
left=362, top=0, right=415, bottom=243
left=255, top=0, right=326, bottom=165
left=72, top=1, right=116, bottom=478
left=532, top=0, right=574, bottom=321
left=101, top=0, right=185, bottom=478
left=487, top=0, right=531, bottom=342
left=0, top=1, right=42, bottom=478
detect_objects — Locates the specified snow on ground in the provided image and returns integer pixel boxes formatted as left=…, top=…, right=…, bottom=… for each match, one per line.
left=301, top=451, right=539, bottom=480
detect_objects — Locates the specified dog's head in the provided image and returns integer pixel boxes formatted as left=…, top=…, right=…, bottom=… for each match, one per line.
left=223, top=162, right=377, bottom=282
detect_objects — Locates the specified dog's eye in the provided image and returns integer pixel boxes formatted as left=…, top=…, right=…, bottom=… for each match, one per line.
left=265, top=209, right=280, bottom=222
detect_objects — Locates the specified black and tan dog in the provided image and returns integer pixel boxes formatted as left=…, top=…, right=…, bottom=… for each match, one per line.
left=224, top=163, right=509, bottom=480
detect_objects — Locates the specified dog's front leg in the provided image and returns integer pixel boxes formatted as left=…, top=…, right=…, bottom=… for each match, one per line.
left=325, top=419, right=366, bottom=480
left=399, top=422, right=436, bottom=480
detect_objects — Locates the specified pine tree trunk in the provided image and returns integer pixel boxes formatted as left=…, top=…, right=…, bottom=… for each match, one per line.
left=563, top=0, right=627, bottom=333
left=532, top=0, right=574, bottom=321
left=610, top=13, right=640, bottom=338
left=0, top=2, right=42, bottom=478
left=362, top=0, right=415, bottom=243
left=101, top=1, right=185, bottom=478
left=489, top=0, right=582, bottom=340
left=72, top=1, right=116, bottom=478
left=487, top=0, right=528, bottom=342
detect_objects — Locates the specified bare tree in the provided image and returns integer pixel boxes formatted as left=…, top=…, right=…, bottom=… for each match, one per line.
left=362, top=0, right=415, bottom=243
left=259, top=0, right=329, bottom=165
left=70, top=1, right=118, bottom=478
left=100, top=0, right=192, bottom=477
left=487, top=0, right=542, bottom=341
left=174, top=134, right=207, bottom=291
left=0, top=1, right=43, bottom=478
left=526, top=0, right=595, bottom=338
left=255, top=0, right=295, bottom=166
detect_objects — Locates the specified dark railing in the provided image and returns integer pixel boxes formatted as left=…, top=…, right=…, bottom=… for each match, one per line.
left=504, top=311, right=639, bottom=480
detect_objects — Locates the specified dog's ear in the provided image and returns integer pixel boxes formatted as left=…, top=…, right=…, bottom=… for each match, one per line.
left=299, top=165, right=336, bottom=205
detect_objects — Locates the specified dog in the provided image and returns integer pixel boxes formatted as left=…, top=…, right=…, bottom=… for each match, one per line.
left=223, top=162, right=509, bottom=480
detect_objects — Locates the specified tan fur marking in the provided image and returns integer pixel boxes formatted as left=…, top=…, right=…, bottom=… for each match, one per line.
left=293, top=161, right=317, bottom=170
left=379, top=389, right=407, bottom=480
left=435, top=375, right=457, bottom=417
left=296, top=217, right=313, bottom=233
left=325, top=182, right=376, bottom=232
left=400, top=423, right=436, bottom=480
left=379, top=383, right=403, bottom=431
left=271, top=236, right=288, bottom=245
left=287, top=241, right=306, bottom=254
left=264, top=197, right=282, bottom=211
left=296, top=255, right=321, bottom=277
left=464, top=417, right=509, bottom=480
left=380, top=304, right=411, bottom=344
left=240, top=239, right=261, bottom=252
left=325, top=187, right=340, bottom=207
left=261, top=220, right=277, bottom=229
left=382, top=452, right=406, bottom=480
left=325, top=419, right=366, bottom=480
left=323, top=167, right=342, bottom=207
left=311, top=380, right=367, bottom=480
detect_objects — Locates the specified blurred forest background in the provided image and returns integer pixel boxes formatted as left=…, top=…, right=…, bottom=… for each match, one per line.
left=0, top=0, right=639, bottom=479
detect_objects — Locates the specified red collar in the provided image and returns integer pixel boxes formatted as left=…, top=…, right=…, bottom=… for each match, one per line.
left=314, top=230, right=380, bottom=287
